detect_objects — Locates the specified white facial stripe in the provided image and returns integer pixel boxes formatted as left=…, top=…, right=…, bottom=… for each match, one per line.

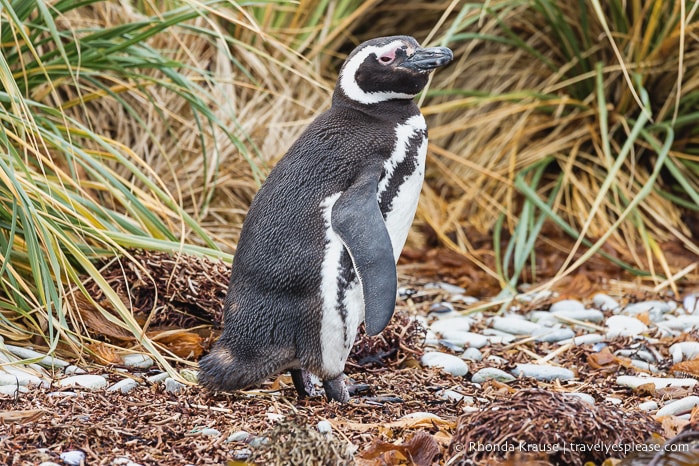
left=339, top=41, right=417, bottom=105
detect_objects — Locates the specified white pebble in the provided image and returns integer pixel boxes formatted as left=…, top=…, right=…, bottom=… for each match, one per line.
left=0, top=369, right=46, bottom=387
left=60, top=450, right=85, bottom=466
left=564, top=392, right=595, bottom=405
left=461, top=347, right=483, bottom=361
left=108, top=378, right=140, bottom=394
left=440, top=389, right=474, bottom=403
left=430, top=317, right=472, bottom=334
left=451, top=294, right=479, bottom=305
left=112, top=457, right=141, bottom=465
left=471, top=367, right=516, bottom=384
left=670, top=342, right=699, bottom=364
left=482, top=329, right=517, bottom=344
left=226, top=431, right=250, bottom=443
left=552, top=308, right=605, bottom=323
left=616, top=375, right=697, bottom=390
left=511, top=363, right=575, bottom=381
left=534, top=327, right=575, bottom=343
left=623, top=300, right=673, bottom=315
left=146, top=372, right=169, bottom=384
left=491, top=316, right=542, bottom=335
left=112, top=458, right=143, bottom=466
left=528, top=311, right=558, bottom=326
left=684, top=293, right=699, bottom=314
left=58, top=375, right=107, bottom=390
left=638, top=401, right=659, bottom=412
left=0, top=385, right=28, bottom=396
left=661, top=315, right=699, bottom=331
left=64, top=365, right=86, bottom=375
left=421, top=351, right=469, bottom=377
left=266, top=413, right=285, bottom=422
left=38, top=462, right=62, bottom=466
left=317, top=420, right=333, bottom=435
left=423, top=330, right=439, bottom=347
left=424, top=282, right=465, bottom=294
left=605, top=315, right=648, bottom=338
left=559, top=334, right=605, bottom=346
left=3, top=345, right=70, bottom=369
left=121, top=354, right=154, bottom=369
left=592, top=293, right=620, bottom=311
left=656, top=396, right=699, bottom=417
left=605, top=397, right=623, bottom=405
left=164, top=378, right=185, bottom=393
left=549, top=299, right=586, bottom=313
left=200, top=428, right=221, bottom=436
left=439, top=331, right=488, bottom=349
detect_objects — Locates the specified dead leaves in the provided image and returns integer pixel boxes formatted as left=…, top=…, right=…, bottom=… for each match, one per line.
left=358, top=431, right=440, bottom=466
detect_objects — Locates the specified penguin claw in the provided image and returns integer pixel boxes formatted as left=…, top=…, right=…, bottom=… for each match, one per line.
left=346, top=383, right=372, bottom=396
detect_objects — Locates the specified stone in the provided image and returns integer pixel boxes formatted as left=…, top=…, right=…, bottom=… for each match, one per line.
left=684, top=293, right=698, bottom=314
left=438, top=330, right=488, bottom=348
left=616, top=375, right=697, bottom=390
left=0, top=368, right=46, bottom=387
left=656, top=396, right=699, bottom=417
left=421, top=351, right=469, bottom=377
left=122, top=354, right=154, bottom=369
left=3, top=345, right=69, bottom=369
left=511, top=363, right=575, bottom=381
left=592, top=293, right=620, bottom=311
left=559, top=334, right=605, bottom=346
left=164, top=377, right=186, bottom=393
left=564, top=392, right=595, bottom=405
left=491, top=316, right=542, bottom=335
left=461, top=347, right=483, bottom=362
left=60, top=451, right=86, bottom=466
left=533, top=327, right=575, bottom=343
left=471, top=367, right=516, bottom=384
left=670, top=342, right=699, bottom=364
left=317, top=420, right=333, bottom=435
left=58, top=375, right=108, bottom=390
left=623, top=300, right=674, bottom=316
left=605, top=315, right=648, bottom=338
left=200, top=428, right=221, bottom=436
left=108, top=378, right=140, bottom=394
left=430, top=317, right=472, bottom=334
left=552, top=308, right=605, bottom=323
left=549, top=299, right=585, bottom=314
left=0, top=385, right=29, bottom=396
left=226, top=431, right=250, bottom=443
left=638, top=401, right=659, bottom=412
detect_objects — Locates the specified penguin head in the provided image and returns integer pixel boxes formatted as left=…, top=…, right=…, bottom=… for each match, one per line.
left=336, top=36, right=453, bottom=106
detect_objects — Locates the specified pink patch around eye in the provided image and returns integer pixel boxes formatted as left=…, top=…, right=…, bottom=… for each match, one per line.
left=379, top=49, right=396, bottom=63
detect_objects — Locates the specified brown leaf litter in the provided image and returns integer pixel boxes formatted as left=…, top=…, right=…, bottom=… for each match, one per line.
left=3, top=248, right=699, bottom=464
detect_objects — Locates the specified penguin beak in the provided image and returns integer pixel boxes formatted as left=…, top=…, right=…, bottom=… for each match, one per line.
left=400, top=46, right=453, bottom=72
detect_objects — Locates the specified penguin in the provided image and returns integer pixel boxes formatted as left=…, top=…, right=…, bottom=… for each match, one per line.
left=199, top=36, right=453, bottom=402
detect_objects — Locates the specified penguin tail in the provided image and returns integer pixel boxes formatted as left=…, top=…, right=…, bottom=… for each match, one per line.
left=197, top=345, right=250, bottom=392
left=198, top=343, right=293, bottom=392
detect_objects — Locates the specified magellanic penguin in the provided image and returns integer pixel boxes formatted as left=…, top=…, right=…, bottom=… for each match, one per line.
left=199, top=36, right=453, bottom=402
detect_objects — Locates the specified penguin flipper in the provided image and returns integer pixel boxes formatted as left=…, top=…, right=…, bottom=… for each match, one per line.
left=331, top=169, right=397, bottom=336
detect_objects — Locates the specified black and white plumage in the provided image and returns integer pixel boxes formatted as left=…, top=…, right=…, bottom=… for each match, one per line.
left=199, top=36, right=453, bottom=402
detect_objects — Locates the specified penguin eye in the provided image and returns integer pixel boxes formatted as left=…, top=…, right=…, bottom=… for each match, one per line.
left=377, top=50, right=396, bottom=65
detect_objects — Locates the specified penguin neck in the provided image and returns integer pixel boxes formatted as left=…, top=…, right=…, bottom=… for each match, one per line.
left=331, top=91, right=421, bottom=122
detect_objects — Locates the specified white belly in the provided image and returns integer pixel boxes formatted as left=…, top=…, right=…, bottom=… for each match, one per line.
left=317, top=114, right=427, bottom=376
left=378, top=114, right=428, bottom=261
left=318, top=194, right=364, bottom=376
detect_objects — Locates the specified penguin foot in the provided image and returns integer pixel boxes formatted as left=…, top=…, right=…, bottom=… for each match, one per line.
left=290, top=369, right=316, bottom=399
left=346, top=383, right=371, bottom=396
left=323, top=374, right=350, bottom=403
